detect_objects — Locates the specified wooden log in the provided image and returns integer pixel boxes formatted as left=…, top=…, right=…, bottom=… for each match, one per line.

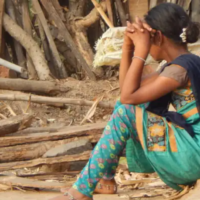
left=0, top=122, right=105, bottom=147
left=40, top=0, right=96, bottom=80
left=0, top=78, right=70, bottom=95
left=3, top=14, right=52, bottom=80
left=0, top=113, right=33, bottom=136
left=0, top=93, right=115, bottom=109
left=21, top=0, right=38, bottom=80
left=0, top=0, right=5, bottom=56
left=0, top=151, right=91, bottom=172
left=0, top=136, right=100, bottom=162
left=5, top=0, right=26, bottom=68
left=105, top=0, right=114, bottom=25
left=115, top=0, right=126, bottom=26
left=32, top=0, right=68, bottom=79
left=0, top=176, right=71, bottom=190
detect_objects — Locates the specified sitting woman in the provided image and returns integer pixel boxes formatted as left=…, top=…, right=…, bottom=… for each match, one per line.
left=51, top=3, right=200, bottom=200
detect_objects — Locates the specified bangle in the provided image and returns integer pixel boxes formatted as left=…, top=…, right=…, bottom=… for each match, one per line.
left=132, top=56, right=146, bottom=63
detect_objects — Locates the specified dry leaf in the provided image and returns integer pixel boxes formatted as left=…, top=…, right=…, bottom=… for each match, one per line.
left=81, top=95, right=104, bottom=125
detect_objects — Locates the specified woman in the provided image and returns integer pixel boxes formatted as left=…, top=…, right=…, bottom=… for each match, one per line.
left=52, top=3, right=200, bottom=200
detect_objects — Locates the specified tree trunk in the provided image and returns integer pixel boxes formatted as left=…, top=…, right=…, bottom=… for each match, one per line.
left=0, top=78, right=70, bottom=94
left=21, top=0, right=38, bottom=79
left=0, top=151, right=90, bottom=172
left=3, top=14, right=52, bottom=80
left=0, top=122, right=106, bottom=147
left=5, top=0, right=26, bottom=68
left=32, top=0, right=68, bottom=79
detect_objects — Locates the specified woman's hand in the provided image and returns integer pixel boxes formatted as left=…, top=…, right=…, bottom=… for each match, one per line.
left=126, top=18, right=151, bottom=58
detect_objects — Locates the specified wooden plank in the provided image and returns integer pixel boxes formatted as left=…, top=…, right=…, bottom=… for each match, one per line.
left=0, top=0, right=5, bottom=56
left=0, top=135, right=100, bottom=162
left=0, top=151, right=91, bottom=172
left=40, top=0, right=96, bottom=80
left=0, top=122, right=106, bottom=147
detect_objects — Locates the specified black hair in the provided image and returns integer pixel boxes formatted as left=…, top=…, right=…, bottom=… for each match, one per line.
left=145, top=3, right=200, bottom=44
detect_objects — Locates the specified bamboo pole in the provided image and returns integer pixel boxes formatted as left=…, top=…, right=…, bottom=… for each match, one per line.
left=91, top=0, right=114, bottom=28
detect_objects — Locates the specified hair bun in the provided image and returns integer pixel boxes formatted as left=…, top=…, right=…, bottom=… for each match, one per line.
left=186, top=22, right=200, bottom=43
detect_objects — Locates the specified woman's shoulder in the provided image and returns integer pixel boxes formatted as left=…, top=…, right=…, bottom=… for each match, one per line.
left=159, top=64, right=188, bottom=86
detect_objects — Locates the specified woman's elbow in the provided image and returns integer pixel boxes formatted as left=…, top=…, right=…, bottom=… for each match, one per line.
left=120, top=95, right=137, bottom=105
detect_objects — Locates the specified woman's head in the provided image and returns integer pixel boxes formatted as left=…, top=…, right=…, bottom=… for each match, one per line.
left=144, top=3, right=200, bottom=60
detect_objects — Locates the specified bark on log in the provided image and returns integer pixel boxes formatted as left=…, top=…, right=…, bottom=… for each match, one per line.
left=40, top=0, right=96, bottom=80
left=3, top=14, right=52, bottom=80
left=0, top=135, right=100, bottom=162
left=115, top=0, right=126, bottom=26
left=0, top=151, right=91, bottom=172
left=0, top=93, right=115, bottom=109
left=5, top=0, right=26, bottom=68
left=50, top=0, right=66, bottom=21
left=0, top=78, right=70, bottom=95
left=21, top=0, right=38, bottom=80
left=32, top=0, right=68, bottom=79
left=0, top=0, right=5, bottom=56
left=0, top=122, right=106, bottom=147
left=0, top=113, right=33, bottom=136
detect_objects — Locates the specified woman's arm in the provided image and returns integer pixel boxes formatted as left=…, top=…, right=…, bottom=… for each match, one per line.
left=120, top=22, right=181, bottom=105
left=119, top=34, right=134, bottom=90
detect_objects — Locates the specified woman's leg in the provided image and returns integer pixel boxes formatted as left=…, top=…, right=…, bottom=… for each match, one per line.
left=51, top=104, right=138, bottom=200
left=72, top=104, right=137, bottom=198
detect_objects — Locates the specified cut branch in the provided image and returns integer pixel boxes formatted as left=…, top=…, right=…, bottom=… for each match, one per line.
left=21, top=0, right=38, bottom=79
left=5, top=0, right=26, bottom=68
left=3, top=14, right=52, bottom=80
left=0, top=93, right=115, bottom=109
left=115, top=0, right=126, bottom=26
left=105, top=0, right=114, bottom=25
left=32, top=0, right=68, bottom=78
left=76, top=2, right=107, bottom=28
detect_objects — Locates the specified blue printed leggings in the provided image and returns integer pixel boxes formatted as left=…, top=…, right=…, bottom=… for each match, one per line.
left=73, top=102, right=138, bottom=197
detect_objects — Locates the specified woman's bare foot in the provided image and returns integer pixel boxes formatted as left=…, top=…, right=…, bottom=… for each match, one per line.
left=94, top=178, right=117, bottom=195
left=61, top=179, right=117, bottom=196
left=50, top=188, right=92, bottom=200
